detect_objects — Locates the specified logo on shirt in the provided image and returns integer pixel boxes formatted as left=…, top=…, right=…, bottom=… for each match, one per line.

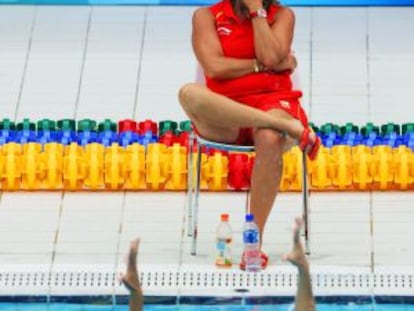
left=217, top=26, right=232, bottom=36
left=280, top=100, right=291, bottom=109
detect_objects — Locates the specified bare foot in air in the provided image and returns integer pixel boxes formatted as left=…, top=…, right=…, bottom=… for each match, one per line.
left=283, top=217, right=308, bottom=271
left=120, top=238, right=141, bottom=292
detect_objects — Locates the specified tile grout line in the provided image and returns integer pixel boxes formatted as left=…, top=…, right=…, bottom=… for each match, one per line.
left=366, top=7, right=372, bottom=123
left=13, top=6, right=38, bottom=122
left=73, top=6, right=92, bottom=120
left=366, top=8, right=375, bottom=274
left=369, top=191, right=375, bottom=274
left=113, top=192, right=128, bottom=299
left=177, top=193, right=187, bottom=302
left=49, top=191, right=66, bottom=301
left=132, top=6, right=148, bottom=120
left=178, top=192, right=187, bottom=267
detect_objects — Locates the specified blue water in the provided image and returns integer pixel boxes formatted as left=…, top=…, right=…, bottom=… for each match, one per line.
left=0, top=303, right=414, bottom=311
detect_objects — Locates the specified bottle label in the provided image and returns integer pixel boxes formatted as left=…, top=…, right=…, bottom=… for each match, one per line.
left=216, top=238, right=232, bottom=267
left=244, top=249, right=261, bottom=272
left=243, top=229, right=259, bottom=244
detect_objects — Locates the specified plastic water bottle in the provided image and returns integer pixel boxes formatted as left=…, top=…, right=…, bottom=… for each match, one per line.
left=215, top=213, right=232, bottom=268
left=243, top=214, right=261, bottom=272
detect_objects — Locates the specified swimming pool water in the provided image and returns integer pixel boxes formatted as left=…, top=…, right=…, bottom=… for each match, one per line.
left=0, top=303, right=413, bottom=311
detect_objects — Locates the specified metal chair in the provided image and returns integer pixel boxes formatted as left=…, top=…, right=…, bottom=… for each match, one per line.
left=186, top=130, right=311, bottom=256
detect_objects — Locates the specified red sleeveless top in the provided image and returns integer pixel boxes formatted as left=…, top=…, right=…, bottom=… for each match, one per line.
left=206, top=0, right=301, bottom=101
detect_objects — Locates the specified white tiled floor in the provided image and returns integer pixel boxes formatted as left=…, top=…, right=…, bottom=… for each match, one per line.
left=0, top=5, right=413, bottom=277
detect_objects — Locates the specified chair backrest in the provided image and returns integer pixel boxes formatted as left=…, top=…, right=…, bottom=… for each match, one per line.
left=195, top=64, right=206, bottom=84
left=290, top=62, right=301, bottom=89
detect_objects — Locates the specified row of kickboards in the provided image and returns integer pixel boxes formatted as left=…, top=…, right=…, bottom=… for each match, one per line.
left=0, top=118, right=413, bottom=148
left=0, top=118, right=412, bottom=191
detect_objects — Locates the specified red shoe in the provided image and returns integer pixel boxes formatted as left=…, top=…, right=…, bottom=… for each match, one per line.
left=299, top=128, right=321, bottom=161
left=239, top=251, right=269, bottom=271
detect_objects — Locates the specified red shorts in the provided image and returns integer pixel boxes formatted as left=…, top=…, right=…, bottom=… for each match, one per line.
left=193, top=90, right=309, bottom=146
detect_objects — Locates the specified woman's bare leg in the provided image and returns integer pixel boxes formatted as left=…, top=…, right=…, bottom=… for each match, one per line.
left=121, top=238, right=143, bottom=311
left=178, top=83, right=304, bottom=143
left=250, top=128, right=285, bottom=245
left=249, top=108, right=296, bottom=246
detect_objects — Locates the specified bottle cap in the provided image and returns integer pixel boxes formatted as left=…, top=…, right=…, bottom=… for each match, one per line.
left=221, top=214, right=229, bottom=222
left=245, top=214, right=254, bottom=222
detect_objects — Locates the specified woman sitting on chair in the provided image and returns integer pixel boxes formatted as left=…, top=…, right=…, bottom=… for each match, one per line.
left=178, top=0, right=320, bottom=270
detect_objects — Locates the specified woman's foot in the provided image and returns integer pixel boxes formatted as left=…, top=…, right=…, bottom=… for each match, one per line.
left=299, top=128, right=321, bottom=161
left=239, top=251, right=269, bottom=270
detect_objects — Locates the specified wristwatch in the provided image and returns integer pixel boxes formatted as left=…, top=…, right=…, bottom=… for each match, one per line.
left=250, top=8, right=267, bottom=19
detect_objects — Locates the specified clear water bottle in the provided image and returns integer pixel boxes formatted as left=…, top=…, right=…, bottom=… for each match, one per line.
left=243, top=214, right=261, bottom=272
left=215, top=213, right=232, bottom=268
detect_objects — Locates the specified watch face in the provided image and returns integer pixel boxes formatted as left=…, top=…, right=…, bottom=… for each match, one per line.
left=258, top=8, right=267, bottom=17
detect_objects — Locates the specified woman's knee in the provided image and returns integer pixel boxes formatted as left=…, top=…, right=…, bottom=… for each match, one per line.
left=254, top=129, right=285, bottom=151
left=178, top=83, right=203, bottom=105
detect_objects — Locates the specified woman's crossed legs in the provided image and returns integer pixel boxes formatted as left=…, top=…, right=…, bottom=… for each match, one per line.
left=178, top=83, right=312, bottom=268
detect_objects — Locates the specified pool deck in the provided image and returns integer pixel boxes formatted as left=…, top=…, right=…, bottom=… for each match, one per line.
left=0, top=5, right=413, bottom=297
left=0, top=191, right=412, bottom=268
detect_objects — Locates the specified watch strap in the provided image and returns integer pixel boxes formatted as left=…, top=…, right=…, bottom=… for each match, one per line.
left=250, top=8, right=267, bottom=19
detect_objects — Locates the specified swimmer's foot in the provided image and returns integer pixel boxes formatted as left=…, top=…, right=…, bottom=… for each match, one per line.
left=120, top=238, right=141, bottom=292
left=282, top=217, right=308, bottom=271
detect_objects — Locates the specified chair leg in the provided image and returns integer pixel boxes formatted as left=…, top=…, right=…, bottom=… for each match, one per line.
left=187, top=131, right=195, bottom=237
left=191, top=143, right=202, bottom=256
left=302, top=151, right=310, bottom=255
